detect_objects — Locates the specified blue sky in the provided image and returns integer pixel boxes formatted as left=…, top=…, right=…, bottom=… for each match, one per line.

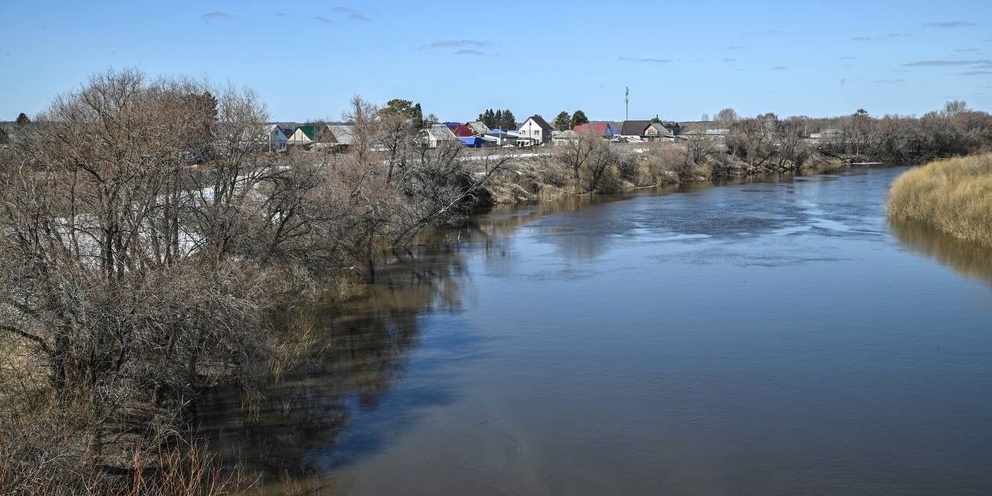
left=1, top=1, right=990, bottom=123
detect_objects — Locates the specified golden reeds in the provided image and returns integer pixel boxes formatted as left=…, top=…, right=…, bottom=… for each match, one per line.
left=887, top=153, right=992, bottom=246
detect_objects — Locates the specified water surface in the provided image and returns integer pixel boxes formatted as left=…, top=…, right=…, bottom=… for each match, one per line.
left=210, top=166, right=992, bottom=495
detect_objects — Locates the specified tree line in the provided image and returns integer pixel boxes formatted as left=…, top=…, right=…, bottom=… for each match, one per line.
left=713, top=101, right=992, bottom=168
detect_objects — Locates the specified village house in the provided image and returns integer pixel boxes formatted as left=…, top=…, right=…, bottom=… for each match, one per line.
left=486, top=128, right=518, bottom=147
left=518, top=115, right=554, bottom=145
left=265, top=124, right=288, bottom=152
left=573, top=121, right=619, bottom=139
left=619, top=120, right=679, bottom=142
left=552, top=130, right=580, bottom=146
left=423, top=123, right=459, bottom=149
left=287, top=124, right=335, bottom=147
left=446, top=122, right=487, bottom=147
left=327, top=124, right=355, bottom=151
left=466, top=121, right=490, bottom=136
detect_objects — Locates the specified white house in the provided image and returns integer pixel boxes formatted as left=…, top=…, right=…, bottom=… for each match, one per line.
left=518, top=115, right=554, bottom=145
left=266, top=124, right=288, bottom=152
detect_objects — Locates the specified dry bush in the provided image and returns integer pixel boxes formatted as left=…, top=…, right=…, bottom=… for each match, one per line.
left=640, top=144, right=683, bottom=184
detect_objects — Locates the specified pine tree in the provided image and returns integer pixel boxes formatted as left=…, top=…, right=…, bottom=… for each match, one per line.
left=15, top=112, right=30, bottom=127
left=553, top=111, right=572, bottom=131
left=413, top=103, right=424, bottom=129
left=494, top=110, right=504, bottom=130
left=478, top=109, right=497, bottom=129
left=570, top=110, right=589, bottom=129
left=500, top=110, right=516, bottom=131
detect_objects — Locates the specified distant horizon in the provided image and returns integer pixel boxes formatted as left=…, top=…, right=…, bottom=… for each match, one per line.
left=2, top=0, right=989, bottom=123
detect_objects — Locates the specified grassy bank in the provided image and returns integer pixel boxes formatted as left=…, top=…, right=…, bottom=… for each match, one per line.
left=886, top=153, right=992, bottom=246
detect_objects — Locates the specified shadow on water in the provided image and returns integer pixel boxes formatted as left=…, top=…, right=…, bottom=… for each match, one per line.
left=194, top=243, right=476, bottom=481
left=890, top=218, right=992, bottom=288
left=195, top=203, right=575, bottom=484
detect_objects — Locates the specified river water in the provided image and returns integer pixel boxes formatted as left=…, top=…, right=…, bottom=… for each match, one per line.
left=203, top=166, right=992, bottom=495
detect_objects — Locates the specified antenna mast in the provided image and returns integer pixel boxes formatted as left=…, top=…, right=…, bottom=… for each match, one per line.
left=625, top=87, right=629, bottom=120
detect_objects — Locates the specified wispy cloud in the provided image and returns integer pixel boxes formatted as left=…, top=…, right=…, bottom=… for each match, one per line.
left=772, top=66, right=788, bottom=70
left=727, top=45, right=747, bottom=50
left=334, top=6, right=370, bottom=21
left=722, top=58, right=737, bottom=62
left=960, top=70, right=992, bottom=76
left=923, top=21, right=977, bottom=28
left=619, top=57, right=673, bottom=63
left=455, top=49, right=483, bottom=56
left=871, top=79, right=905, bottom=83
left=854, top=33, right=911, bottom=41
left=311, top=16, right=331, bottom=23
left=955, top=48, right=979, bottom=52
left=903, top=59, right=992, bottom=66
left=426, top=39, right=488, bottom=49
left=201, top=11, right=231, bottom=21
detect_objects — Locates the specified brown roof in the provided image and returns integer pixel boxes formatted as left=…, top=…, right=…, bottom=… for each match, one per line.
left=619, top=120, right=653, bottom=136
left=527, top=114, right=553, bottom=131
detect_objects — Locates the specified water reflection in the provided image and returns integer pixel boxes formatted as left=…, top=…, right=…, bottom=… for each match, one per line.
left=197, top=203, right=583, bottom=484
left=196, top=244, right=470, bottom=481
left=890, top=218, right=992, bottom=288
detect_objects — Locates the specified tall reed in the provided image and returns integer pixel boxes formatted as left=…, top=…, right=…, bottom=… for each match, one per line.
left=887, top=153, right=992, bottom=246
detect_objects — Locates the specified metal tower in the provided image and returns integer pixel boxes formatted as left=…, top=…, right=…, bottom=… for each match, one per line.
left=625, top=87, right=629, bottom=121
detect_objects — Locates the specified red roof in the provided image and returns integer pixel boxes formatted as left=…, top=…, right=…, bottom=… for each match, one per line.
left=446, top=123, right=476, bottom=137
left=574, top=122, right=614, bottom=136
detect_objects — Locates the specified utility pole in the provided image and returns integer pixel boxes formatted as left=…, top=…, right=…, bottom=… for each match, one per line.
left=625, top=87, right=629, bottom=121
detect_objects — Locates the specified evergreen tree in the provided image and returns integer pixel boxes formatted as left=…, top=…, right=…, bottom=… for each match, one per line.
left=383, top=98, right=426, bottom=128
left=553, top=111, right=572, bottom=131
left=494, top=110, right=504, bottom=130
left=15, top=112, right=30, bottom=127
left=500, top=110, right=517, bottom=131
left=570, top=110, right=589, bottom=128
left=478, top=109, right=497, bottom=129
left=413, top=103, right=424, bottom=129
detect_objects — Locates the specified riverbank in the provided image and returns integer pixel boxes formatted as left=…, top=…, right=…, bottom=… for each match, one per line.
left=886, top=153, right=992, bottom=247
left=479, top=142, right=848, bottom=204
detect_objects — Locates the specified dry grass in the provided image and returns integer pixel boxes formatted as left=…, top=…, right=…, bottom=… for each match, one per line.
left=0, top=415, right=258, bottom=495
left=886, top=153, right=992, bottom=246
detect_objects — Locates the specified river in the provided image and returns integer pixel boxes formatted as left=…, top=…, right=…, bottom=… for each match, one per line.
left=201, top=165, right=992, bottom=495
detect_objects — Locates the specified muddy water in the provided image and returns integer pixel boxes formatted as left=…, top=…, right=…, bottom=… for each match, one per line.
left=204, top=167, right=992, bottom=495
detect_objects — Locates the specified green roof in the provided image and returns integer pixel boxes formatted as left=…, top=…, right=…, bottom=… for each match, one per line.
left=297, top=125, right=317, bottom=140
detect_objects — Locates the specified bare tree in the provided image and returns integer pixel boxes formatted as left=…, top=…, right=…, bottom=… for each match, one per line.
left=0, top=69, right=322, bottom=471
left=727, top=113, right=779, bottom=168
left=557, top=130, right=621, bottom=192
left=778, top=116, right=811, bottom=170
left=715, top=108, right=739, bottom=126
